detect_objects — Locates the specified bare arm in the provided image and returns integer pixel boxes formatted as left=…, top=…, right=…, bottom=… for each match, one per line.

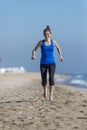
left=31, top=41, right=42, bottom=59
left=53, top=41, right=64, bottom=61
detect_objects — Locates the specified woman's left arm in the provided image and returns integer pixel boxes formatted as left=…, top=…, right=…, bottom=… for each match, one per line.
left=53, top=41, right=64, bottom=62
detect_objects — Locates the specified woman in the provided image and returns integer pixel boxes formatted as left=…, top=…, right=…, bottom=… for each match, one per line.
left=31, top=26, right=64, bottom=100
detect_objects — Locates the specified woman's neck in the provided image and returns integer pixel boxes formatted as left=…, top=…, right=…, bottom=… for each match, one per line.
left=44, top=39, right=51, bottom=46
left=45, top=38, right=50, bottom=43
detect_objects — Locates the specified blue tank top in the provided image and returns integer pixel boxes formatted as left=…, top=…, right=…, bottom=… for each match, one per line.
left=40, top=40, right=55, bottom=64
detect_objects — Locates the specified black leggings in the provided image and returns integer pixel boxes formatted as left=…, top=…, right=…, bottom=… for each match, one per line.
left=40, top=64, right=56, bottom=86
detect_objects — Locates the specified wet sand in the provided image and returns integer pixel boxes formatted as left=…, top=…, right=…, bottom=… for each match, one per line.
left=0, top=72, right=87, bottom=130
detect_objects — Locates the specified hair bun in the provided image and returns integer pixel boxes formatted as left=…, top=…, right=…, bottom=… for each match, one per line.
left=43, top=25, right=51, bottom=34
left=46, top=25, right=50, bottom=29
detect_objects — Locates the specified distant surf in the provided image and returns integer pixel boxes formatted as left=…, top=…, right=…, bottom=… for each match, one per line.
left=0, top=67, right=26, bottom=74
left=55, top=74, right=87, bottom=89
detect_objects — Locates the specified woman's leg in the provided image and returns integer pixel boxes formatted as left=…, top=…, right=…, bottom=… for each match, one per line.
left=49, top=64, right=56, bottom=100
left=40, top=64, right=47, bottom=98
left=43, top=86, right=47, bottom=98
left=49, top=85, right=54, bottom=100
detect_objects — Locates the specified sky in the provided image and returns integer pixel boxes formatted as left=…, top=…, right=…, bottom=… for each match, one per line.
left=0, top=0, right=87, bottom=74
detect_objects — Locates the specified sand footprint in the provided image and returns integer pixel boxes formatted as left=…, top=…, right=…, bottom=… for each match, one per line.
left=72, top=126, right=79, bottom=129
left=79, top=110, right=84, bottom=113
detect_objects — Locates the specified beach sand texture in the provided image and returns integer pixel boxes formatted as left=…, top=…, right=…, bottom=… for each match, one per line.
left=0, top=73, right=87, bottom=130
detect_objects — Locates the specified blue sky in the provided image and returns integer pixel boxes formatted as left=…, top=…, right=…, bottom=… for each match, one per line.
left=0, top=0, right=87, bottom=73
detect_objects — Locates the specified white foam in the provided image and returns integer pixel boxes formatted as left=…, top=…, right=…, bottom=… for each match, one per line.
left=0, top=67, right=26, bottom=74
left=70, top=79, right=87, bottom=87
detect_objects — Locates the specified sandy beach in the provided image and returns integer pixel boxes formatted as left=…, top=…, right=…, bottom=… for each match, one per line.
left=0, top=72, right=87, bottom=130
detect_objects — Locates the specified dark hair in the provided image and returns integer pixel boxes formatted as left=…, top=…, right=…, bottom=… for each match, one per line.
left=43, top=25, right=51, bottom=35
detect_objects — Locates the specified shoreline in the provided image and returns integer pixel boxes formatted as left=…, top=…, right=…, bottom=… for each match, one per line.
left=0, top=72, right=87, bottom=91
left=56, top=82, right=87, bottom=92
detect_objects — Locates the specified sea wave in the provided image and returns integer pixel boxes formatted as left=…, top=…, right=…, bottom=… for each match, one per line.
left=75, top=75, right=83, bottom=78
left=55, top=73, right=87, bottom=89
left=70, top=79, right=87, bottom=88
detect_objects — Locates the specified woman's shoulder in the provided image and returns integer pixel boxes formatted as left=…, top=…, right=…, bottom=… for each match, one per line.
left=38, top=39, right=46, bottom=46
left=37, top=40, right=43, bottom=46
left=51, top=40, right=58, bottom=46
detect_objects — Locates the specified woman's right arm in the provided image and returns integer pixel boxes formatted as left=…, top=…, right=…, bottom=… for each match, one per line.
left=31, top=41, right=42, bottom=60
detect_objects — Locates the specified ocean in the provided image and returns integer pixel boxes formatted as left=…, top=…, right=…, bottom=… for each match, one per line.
left=55, top=73, right=87, bottom=90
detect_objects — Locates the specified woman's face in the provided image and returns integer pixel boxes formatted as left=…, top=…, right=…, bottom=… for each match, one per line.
left=44, top=31, right=51, bottom=40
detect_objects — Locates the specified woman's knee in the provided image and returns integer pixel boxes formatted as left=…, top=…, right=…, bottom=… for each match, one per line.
left=41, top=81, right=47, bottom=86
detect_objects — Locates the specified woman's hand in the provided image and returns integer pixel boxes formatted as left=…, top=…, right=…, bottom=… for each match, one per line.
left=60, top=56, right=64, bottom=62
left=31, top=55, right=36, bottom=60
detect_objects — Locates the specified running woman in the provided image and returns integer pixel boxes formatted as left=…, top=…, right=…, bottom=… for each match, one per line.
left=31, top=26, right=64, bottom=100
